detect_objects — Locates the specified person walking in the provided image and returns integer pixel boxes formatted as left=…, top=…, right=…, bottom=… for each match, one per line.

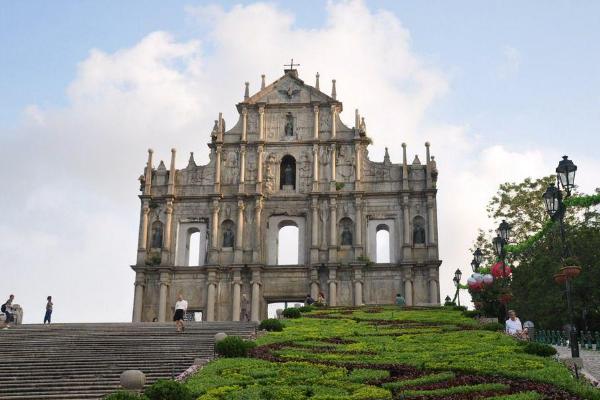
left=173, top=294, right=188, bottom=333
left=2, top=294, right=14, bottom=328
left=44, top=296, right=53, bottom=324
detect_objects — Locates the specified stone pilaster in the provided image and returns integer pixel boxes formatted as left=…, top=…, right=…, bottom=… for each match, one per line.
left=312, top=144, right=319, bottom=192
left=239, top=145, right=246, bottom=192
left=241, top=107, right=248, bottom=142
left=158, top=272, right=169, bottom=322
left=329, top=144, right=336, bottom=191
left=313, top=104, right=319, bottom=139
left=427, top=195, right=436, bottom=244
left=403, top=269, right=413, bottom=306
left=164, top=201, right=173, bottom=252
left=132, top=272, right=145, bottom=322
left=310, top=197, right=319, bottom=262
left=250, top=267, right=262, bottom=322
left=310, top=267, right=319, bottom=300
left=143, top=149, right=153, bottom=195
left=252, top=197, right=263, bottom=263
left=258, top=105, right=265, bottom=141
left=328, top=266, right=337, bottom=306
left=328, top=198, right=337, bottom=262
left=231, top=267, right=242, bottom=321
left=402, top=198, right=410, bottom=245
left=354, top=143, right=362, bottom=190
left=235, top=200, right=245, bottom=263
left=352, top=267, right=363, bottom=306
left=210, top=200, right=220, bottom=249
left=139, top=203, right=150, bottom=250
left=256, top=145, right=263, bottom=193
left=206, top=268, right=218, bottom=321
left=215, top=145, right=222, bottom=192
left=330, top=105, right=337, bottom=138
left=167, top=148, right=176, bottom=195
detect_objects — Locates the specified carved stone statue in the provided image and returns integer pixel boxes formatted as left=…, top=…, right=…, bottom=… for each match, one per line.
left=151, top=223, right=163, bottom=248
left=284, top=113, right=294, bottom=136
left=223, top=227, right=235, bottom=248
left=283, top=164, right=294, bottom=185
left=413, top=221, right=426, bottom=245
left=341, top=226, right=353, bottom=246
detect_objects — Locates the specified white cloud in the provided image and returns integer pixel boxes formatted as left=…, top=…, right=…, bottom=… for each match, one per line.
left=2, top=1, right=593, bottom=322
left=498, top=45, right=520, bottom=79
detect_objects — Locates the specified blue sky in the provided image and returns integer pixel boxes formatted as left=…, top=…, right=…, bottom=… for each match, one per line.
left=1, top=1, right=598, bottom=322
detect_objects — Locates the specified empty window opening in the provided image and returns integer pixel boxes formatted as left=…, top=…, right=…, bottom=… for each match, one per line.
left=188, top=231, right=201, bottom=266
left=268, top=302, right=304, bottom=319
left=376, top=224, right=390, bottom=263
left=277, top=223, right=299, bottom=265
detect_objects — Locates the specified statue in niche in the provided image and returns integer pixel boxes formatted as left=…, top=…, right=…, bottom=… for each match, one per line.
left=341, top=225, right=353, bottom=246
left=223, top=226, right=235, bottom=248
left=413, top=220, right=426, bottom=245
left=284, top=113, right=294, bottom=136
left=283, top=164, right=294, bottom=185
left=151, top=222, right=163, bottom=248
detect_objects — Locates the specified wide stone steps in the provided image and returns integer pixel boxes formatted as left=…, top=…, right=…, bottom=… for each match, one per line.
left=0, top=322, right=256, bottom=399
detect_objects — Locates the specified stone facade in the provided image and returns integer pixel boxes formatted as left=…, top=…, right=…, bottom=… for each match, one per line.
left=130, top=68, right=441, bottom=322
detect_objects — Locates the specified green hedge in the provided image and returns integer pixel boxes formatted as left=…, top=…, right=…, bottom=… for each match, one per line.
left=258, top=318, right=284, bottom=332
left=282, top=307, right=301, bottom=319
left=215, top=336, right=256, bottom=358
left=521, top=342, right=557, bottom=357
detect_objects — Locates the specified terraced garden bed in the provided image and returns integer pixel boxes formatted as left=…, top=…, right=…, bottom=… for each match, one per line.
left=186, top=306, right=600, bottom=399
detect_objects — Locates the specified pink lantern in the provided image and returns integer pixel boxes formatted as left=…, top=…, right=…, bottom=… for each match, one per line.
left=491, top=261, right=512, bottom=278
left=472, top=273, right=484, bottom=283
left=483, top=274, right=494, bottom=285
left=467, top=277, right=477, bottom=287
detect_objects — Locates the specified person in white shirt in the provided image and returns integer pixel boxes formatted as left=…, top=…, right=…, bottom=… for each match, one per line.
left=505, top=310, right=525, bottom=338
left=174, top=294, right=188, bottom=333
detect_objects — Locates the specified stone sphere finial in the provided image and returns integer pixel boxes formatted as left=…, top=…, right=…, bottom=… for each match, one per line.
left=401, top=143, right=406, bottom=148
left=120, top=370, right=146, bottom=390
left=148, top=148, right=154, bottom=154
left=214, top=332, right=228, bottom=343
left=425, top=141, right=430, bottom=147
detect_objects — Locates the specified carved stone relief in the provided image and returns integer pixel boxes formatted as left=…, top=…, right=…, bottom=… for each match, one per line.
left=222, top=151, right=239, bottom=184
left=298, top=151, right=312, bottom=192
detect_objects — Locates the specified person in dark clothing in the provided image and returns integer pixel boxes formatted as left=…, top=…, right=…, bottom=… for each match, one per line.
left=304, top=294, right=315, bottom=305
left=44, top=296, right=53, bottom=324
left=2, top=294, right=14, bottom=324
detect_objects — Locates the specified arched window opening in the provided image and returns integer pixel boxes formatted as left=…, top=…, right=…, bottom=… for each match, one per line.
left=280, top=155, right=296, bottom=190
left=150, top=220, right=163, bottom=249
left=339, top=217, right=354, bottom=246
left=188, top=230, right=201, bottom=266
left=413, top=216, right=426, bottom=245
left=221, top=219, right=235, bottom=248
left=376, top=224, right=390, bottom=263
left=277, top=223, right=299, bottom=265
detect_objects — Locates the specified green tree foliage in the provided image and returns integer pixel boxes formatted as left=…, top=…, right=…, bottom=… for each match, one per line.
left=474, top=175, right=600, bottom=331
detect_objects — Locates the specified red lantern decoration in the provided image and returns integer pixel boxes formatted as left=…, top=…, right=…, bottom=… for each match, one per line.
left=491, top=261, right=512, bottom=278
left=560, top=266, right=581, bottom=279
left=499, top=293, right=513, bottom=303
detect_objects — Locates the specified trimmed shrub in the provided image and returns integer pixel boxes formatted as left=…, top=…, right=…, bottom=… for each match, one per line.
left=462, top=310, right=481, bottom=318
left=312, top=302, right=326, bottom=308
left=215, top=336, right=256, bottom=358
left=259, top=318, right=284, bottom=332
left=481, top=322, right=505, bottom=331
left=282, top=307, right=301, bottom=319
left=104, top=391, right=148, bottom=400
left=144, top=379, right=193, bottom=400
left=443, top=301, right=456, bottom=307
left=298, top=305, right=314, bottom=313
left=452, top=305, right=467, bottom=312
left=522, top=342, right=557, bottom=357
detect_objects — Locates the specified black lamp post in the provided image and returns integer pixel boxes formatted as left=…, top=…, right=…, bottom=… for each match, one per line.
left=471, top=248, right=484, bottom=272
left=452, top=268, right=462, bottom=306
left=543, top=155, right=579, bottom=358
left=493, top=220, right=511, bottom=319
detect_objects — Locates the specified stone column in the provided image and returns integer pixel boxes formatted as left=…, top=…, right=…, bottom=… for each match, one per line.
left=132, top=274, right=145, bottom=322
left=253, top=197, right=263, bottom=262
left=143, top=149, right=153, bottom=195
left=235, top=200, right=245, bottom=263
left=328, top=267, right=337, bottom=307
left=354, top=197, right=363, bottom=247
left=258, top=105, right=265, bottom=140
left=256, top=145, right=263, bottom=193
left=231, top=268, right=242, bottom=321
left=239, top=146, right=246, bottom=191
left=313, top=104, right=319, bottom=139
left=427, top=196, right=436, bottom=244
left=164, top=202, right=173, bottom=252
left=404, top=280, right=413, bottom=306
left=330, top=105, right=337, bottom=138
left=139, top=204, right=150, bottom=250
left=311, top=198, right=319, bottom=247
left=167, top=148, right=176, bottom=195
left=429, top=279, right=438, bottom=305
left=403, top=200, right=410, bottom=245
left=158, top=273, right=169, bottom=322
left=206, top=268, right=217, bottom=321
left=215, top=145, right=222, bottom=192
left=310, top=267, right=319, bottom=300
left=330, top=144, right=336, bottom=185
left=211, top=200, right=220, bottom=249
left=354, top=143, right=362, bottom=184
left=353, top=267, right=363, bottom=306
left=329, top=199, right=337, bottom=247
left=312, top=144, right=319, bottom=191
left=402, top=142, right=409, bottom=191
left=241, top=107, right=248, bottom=141
left=250, top=268, right=262, bottom=322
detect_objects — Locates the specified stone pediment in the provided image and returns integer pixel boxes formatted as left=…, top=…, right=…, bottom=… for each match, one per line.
left=243, top=72, right=335, bottom=107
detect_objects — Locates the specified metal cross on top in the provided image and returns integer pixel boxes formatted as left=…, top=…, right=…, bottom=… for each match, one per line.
left=284, top=58, right=300, bottom=69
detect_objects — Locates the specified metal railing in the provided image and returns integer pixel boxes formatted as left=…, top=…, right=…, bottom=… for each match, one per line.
left=534, top=329, right=600, bottom=351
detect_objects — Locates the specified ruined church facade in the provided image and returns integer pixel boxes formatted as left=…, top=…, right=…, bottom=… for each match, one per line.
left=131, top=68, right=441, bottom=322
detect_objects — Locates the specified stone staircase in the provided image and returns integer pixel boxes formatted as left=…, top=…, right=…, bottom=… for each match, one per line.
left=0, top=322, right=256, bottom=399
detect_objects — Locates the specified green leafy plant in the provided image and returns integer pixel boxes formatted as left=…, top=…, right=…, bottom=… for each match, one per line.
left=481, top=322, right=505, bottom=331
left=521, top=342, right=557, bottom=357
left=335, top=182, right=345, bottom=191
left=144, top=379, right=193, bottom=400
left=103, top=391, right=148, bottom=400
left=259, top=318, right=284, bottom=332
left=463, top=310, right=481, bottom=318
left=297, top=305, right=313, bottom=313
left=215, top=336, right=256, bottom=358
left=282, top=307, right=301, bottom=319
left=145, top=253, right=162, bottom=267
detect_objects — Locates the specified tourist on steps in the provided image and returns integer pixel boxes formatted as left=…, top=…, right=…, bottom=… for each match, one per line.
left=505, top=310, right=527, bottom=339
left=305, top=294, right=315, bottom=305
left=44, top=296, right=53, bottom=324
left=174, top=294, right=188, bottom=333
left=1, top=294, right=15, bottom=328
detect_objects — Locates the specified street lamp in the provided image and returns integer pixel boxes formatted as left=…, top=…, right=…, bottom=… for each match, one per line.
left=543, top=155, right=579, bottom=359
left=471, top=248, right=484, bottom=272
left=452, top=268, right=462, bottom=306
